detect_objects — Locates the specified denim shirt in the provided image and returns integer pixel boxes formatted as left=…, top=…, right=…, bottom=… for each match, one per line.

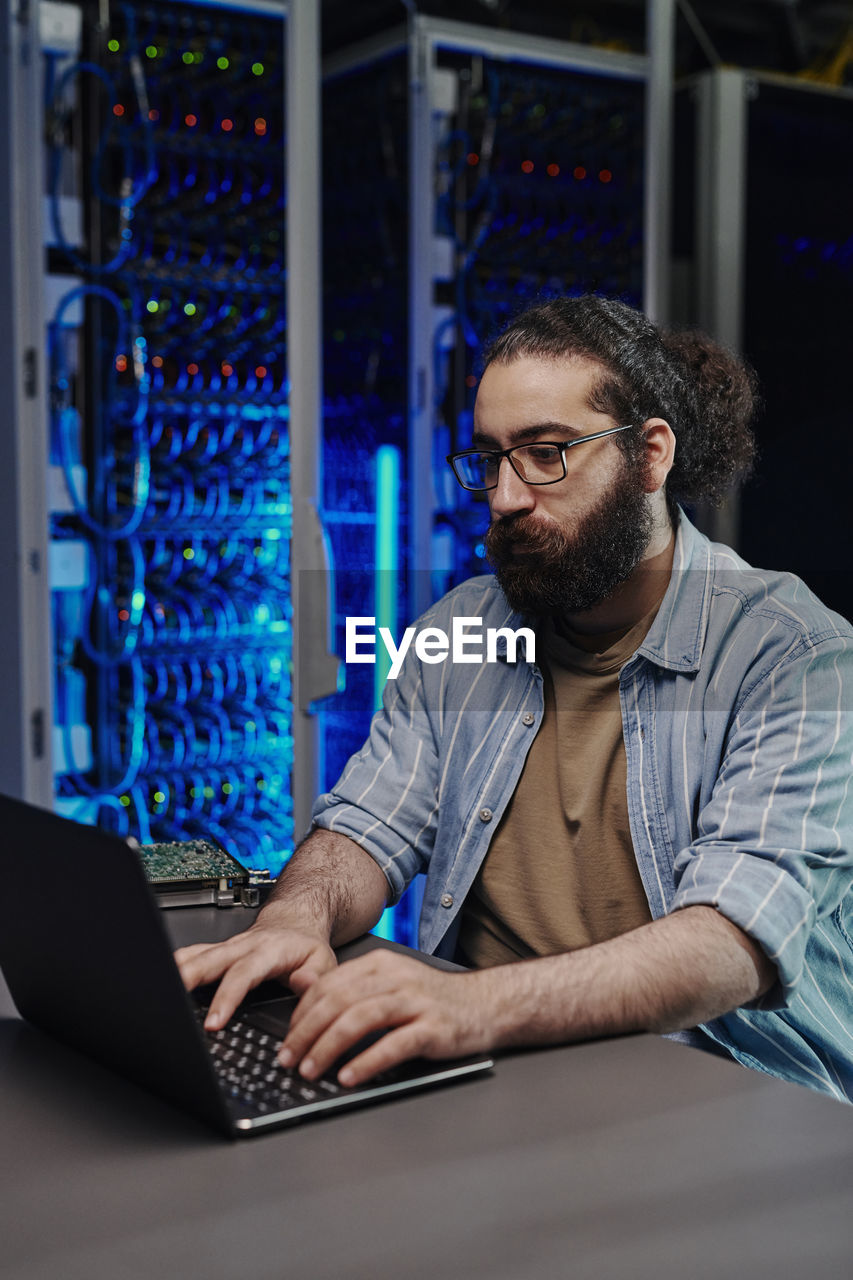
left=313, top=513, right=853, bottom=1102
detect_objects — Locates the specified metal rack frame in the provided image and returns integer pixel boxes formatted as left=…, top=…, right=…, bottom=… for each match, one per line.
left=0, top=0, right=55, bottom=805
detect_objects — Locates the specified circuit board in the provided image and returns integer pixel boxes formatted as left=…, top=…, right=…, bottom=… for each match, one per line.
left=138, top=838, right=271, bottom=909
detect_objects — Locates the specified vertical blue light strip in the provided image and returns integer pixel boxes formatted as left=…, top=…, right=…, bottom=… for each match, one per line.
left=372, top=443, right=400, bottom=940
left=373, top=444, right=400, bottom=708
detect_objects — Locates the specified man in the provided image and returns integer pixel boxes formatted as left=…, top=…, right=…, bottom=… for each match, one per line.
left=177, top=296, right=853, bottom=1101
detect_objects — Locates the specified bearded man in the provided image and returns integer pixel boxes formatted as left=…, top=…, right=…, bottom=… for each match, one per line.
left=177, top=296, right=853, bottom=1103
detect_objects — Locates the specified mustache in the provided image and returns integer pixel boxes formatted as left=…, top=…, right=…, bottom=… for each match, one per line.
left=484, top=514, right=570, bottom=562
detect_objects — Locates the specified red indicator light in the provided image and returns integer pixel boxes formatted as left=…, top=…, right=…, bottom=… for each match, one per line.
left=185, top=113, right=198, bottom=128
left=118, top=609, right=130, bottom=622
left=221, top=363, right=233, bottom=376
left=148, top=109, right=159, bottom=122
left=466, top=152, right=479, bottom=166
left=255, top=366, right=267, bottom=379
left=151, top=355, right=163, bottom=368
left=115, top=355, right=128, bottom=372
left=221, top=118, right=234, bottom=132
left=573, top=166, right=586, bottom=180
left=187, top=363, right=199, bottom=376
left=599, top=169, right=612, bottom=183
left=546, top=163, right=560, bottom=177
left=521, top=160, right=534, bottom=174
left=112, top=104, right=125, bottom=117
left=465, top=374, right=478, bottom=389
left=254, top=118, right=267, bottom=136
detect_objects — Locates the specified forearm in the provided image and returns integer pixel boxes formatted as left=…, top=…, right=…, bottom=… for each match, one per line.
left=258, top=827, right=390, bottom=946
left=479, top=904, right=777, bottom=1050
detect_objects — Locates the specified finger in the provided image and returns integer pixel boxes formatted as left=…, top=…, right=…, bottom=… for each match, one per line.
left=204, top=947, right=298, bottom=1029
left=286, top=951, right=389, bottom=1028
left=287, top=965, right=321, bottom=995
left=336, top=1022, right=431, bottom=1087
left=174, top=936, right=252, bottom=991
left=282, top=993, right=414, bottom=1079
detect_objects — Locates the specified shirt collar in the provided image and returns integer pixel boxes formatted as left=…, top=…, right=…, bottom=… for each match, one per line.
left=630, top=510, right=713, bottom=673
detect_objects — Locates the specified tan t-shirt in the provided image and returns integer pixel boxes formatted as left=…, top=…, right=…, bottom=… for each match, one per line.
left=457, top=607, right=660, bottom=968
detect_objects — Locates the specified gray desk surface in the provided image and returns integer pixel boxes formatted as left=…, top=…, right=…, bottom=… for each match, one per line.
left=2, top=907, right=852, bottom=1280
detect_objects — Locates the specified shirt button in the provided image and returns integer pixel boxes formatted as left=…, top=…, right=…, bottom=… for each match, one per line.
left=440, top=893, right=454, bottom=908
left=479, top=808, right=493, bottom=823
left=522, top=712, right=535, bottom=726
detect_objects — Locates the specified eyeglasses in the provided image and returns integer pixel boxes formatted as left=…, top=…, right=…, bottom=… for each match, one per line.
left=446, top=424, right=634, bottom=492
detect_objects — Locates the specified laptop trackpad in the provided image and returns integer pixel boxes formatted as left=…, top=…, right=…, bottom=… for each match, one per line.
left=241, top=1000, right=297, bottom=1037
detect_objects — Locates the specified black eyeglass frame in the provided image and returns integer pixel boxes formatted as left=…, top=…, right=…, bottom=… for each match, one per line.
left=446, top=424, right=635, bottom=492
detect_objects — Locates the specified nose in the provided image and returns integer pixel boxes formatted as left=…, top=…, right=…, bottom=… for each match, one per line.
left=488, top=456, right=536, bottom=521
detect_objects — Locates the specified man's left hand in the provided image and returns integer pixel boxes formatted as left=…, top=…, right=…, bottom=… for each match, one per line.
left=277, top=949, right=494, bottom=1086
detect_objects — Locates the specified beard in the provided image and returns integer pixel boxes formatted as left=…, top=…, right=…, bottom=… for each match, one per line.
left=484, top=459, right=654, bottom=616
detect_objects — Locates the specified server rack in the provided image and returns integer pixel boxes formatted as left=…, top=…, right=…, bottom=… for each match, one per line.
left=679, top=68, right=853, bottom=618
left=0, top=0, right=337, bottom=877
left=321, top=16, right=653, bottom=942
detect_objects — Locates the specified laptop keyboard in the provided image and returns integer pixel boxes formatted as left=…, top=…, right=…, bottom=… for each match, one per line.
left=195, top=1006, right=360, bottom=1114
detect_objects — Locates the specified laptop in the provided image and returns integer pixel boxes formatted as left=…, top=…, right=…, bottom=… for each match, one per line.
left=0, top=794, right=493, bottom=1137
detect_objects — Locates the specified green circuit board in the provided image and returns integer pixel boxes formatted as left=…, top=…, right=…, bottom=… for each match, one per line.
left=139, top=838, right=246, bottom=885
left=137, top=838, right=271, bottom=908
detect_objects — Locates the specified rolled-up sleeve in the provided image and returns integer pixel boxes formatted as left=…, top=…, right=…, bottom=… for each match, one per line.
left=312, top=652, right=440, bottom=905
left=670, top=635, right=853, bottom=1010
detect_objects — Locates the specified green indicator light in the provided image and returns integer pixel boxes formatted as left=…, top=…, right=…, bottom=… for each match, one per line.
left=246, top=721, right=256, bottom=732
left=119, top=794, right=131, bottom=807
left=145, top=45, right=158, bottom=59
left=146, top=300, right=159, bottom=313
left=131, top=590, right=145, bottom=610
left=108, top=39, right=120, bottom=53
left=203, top=786, right=214, bottom=799
left=183, top=302, right=197, bottom=316
left=190, top=787, right=199, bottom=798
left=222, top=783, right=233, bottom=795
left=217, top=56, right=229, bottom=70
left=194, top=52, right=203, bottom=64
left=182, top=547, right=194, bottom=560
left=153, top=791, right=166, bottom=804
left=182, top=51, right=194, bottom=65
left=251, top=62, right=264, bottom=76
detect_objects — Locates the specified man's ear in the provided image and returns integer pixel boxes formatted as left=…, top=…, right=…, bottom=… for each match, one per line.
left=640, top=418, right=676, bottom=493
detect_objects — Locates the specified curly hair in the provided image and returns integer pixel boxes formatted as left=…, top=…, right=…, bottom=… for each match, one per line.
left=482, top=295, right=758, bottom=518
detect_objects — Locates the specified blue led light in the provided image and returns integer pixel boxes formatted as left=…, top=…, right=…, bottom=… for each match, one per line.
left=373, top=444, right=400, bottom=710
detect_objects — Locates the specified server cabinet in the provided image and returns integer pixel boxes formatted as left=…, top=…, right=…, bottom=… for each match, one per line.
left=680, top=68, right=853, bottom=619
left=321, top=17, right=652, bottom=942
left=322, top=15, right=651, bottom=776
left=0, top=0, right=335, bottom=877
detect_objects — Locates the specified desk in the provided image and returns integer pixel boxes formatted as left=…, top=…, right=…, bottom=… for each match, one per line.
left=1, top=908, right=851, bottom=1279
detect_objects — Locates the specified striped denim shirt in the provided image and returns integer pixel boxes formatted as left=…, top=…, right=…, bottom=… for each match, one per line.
left=313, top=513, right=853, bottom=1102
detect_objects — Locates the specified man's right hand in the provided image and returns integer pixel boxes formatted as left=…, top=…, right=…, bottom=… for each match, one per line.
left=174, top=922, right=338, bottom=1031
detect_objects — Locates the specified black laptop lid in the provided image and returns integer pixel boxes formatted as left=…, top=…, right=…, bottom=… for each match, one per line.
left=0, top=794, right=232, bottom=1133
